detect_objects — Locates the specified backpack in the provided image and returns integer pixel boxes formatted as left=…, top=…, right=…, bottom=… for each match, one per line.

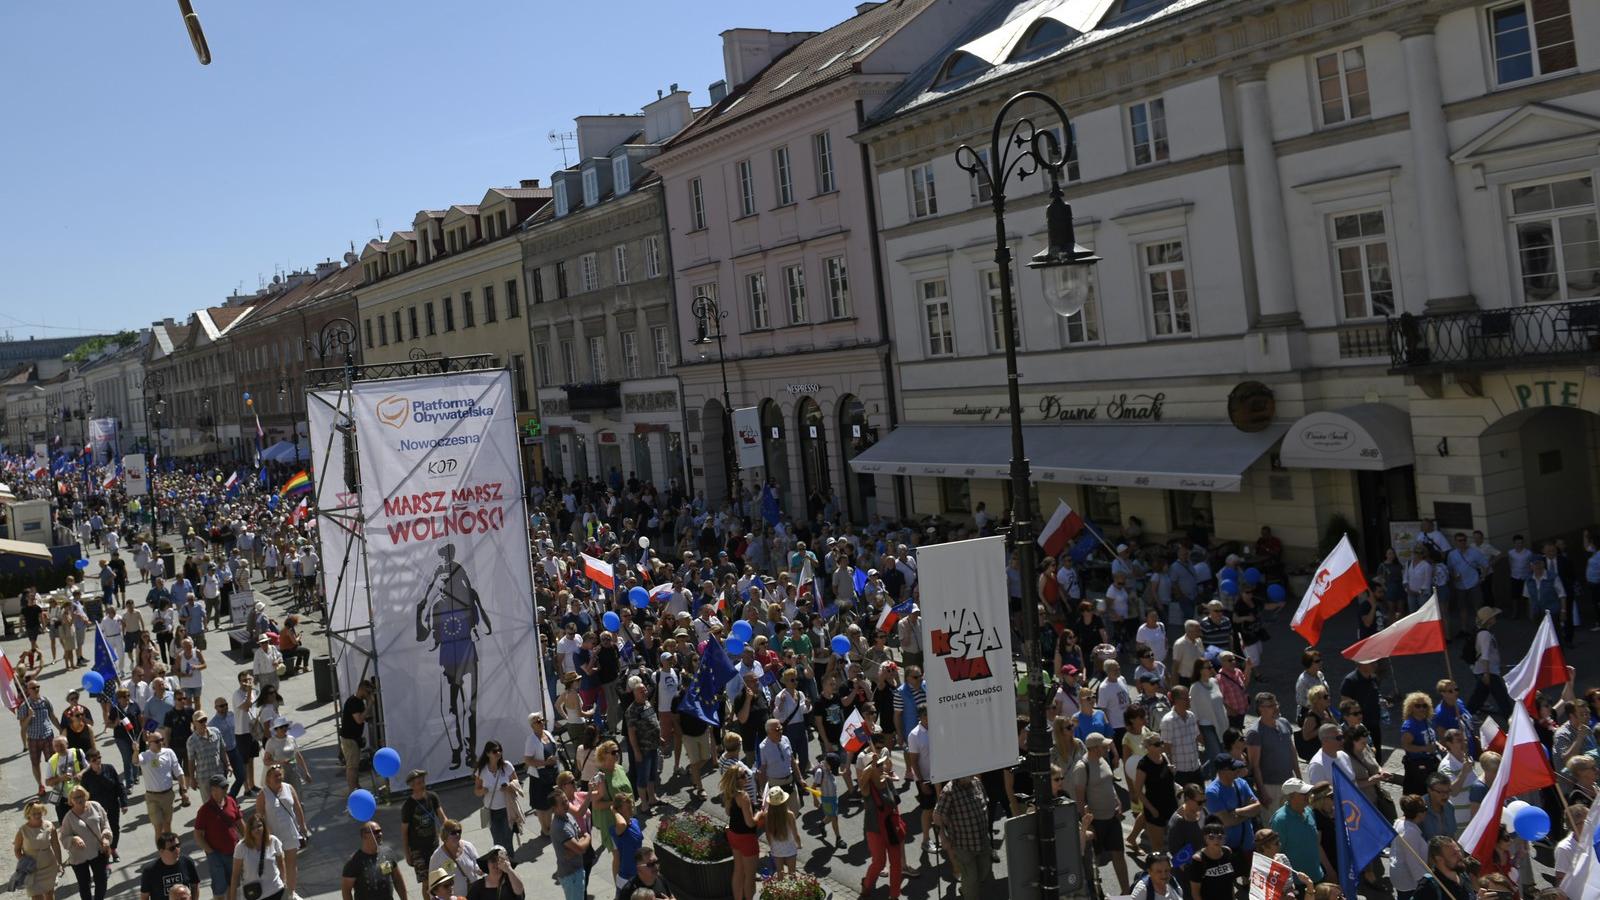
left=1460, top=629, right=1482, bottom=666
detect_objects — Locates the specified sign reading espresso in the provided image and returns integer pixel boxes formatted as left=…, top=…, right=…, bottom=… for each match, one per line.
left=950, top=392, right=1166, bottom=423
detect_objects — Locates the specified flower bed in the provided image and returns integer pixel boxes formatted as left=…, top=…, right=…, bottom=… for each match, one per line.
left=656, top=812, right=733, bottom=900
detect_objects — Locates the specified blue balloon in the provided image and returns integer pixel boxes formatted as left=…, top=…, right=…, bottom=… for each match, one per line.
left=242, top=392, right=251, bottom=401
left=725, top=636, right=746, bottom=656
left=75, top=558, right=89, bottom=570
left=1266, top=583, right=1287, bottom=603
left=628, top=586, right=650, bottom=609
left=831, top=634, right=852, bottom=656
left=372, top=747, right=402, bottom=779
left=81, top=672, right=105, bottom=695
left=602, top=611, right=621, bottom=632
left=731, top=620, right=754, bottom=642
left=346, top=789, right=377, bottom=822
left=1243, top=567, right=1263, bottom=585
left=1513, top=804, right=1550, bottom=841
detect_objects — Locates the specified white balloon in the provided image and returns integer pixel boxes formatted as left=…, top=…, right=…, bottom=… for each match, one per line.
left=638, top=536, right=650, bottom=549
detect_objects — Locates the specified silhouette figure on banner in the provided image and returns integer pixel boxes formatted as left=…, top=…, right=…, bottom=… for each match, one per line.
left=415, top=542, right=492, bottom=769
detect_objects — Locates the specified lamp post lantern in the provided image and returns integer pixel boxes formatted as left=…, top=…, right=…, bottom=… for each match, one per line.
left=954, top=90, right=1099, bottom=900
left=691, top=295, right=739, bottom=508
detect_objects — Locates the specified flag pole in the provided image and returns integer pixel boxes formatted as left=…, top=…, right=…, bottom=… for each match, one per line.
left=1440, top=611, right=1455, bottom=684
left=1396, top=838, right=1458, bottom=900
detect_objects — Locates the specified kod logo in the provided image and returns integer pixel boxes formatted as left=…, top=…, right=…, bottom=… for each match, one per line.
left=376, top=396, right=410, bottom=429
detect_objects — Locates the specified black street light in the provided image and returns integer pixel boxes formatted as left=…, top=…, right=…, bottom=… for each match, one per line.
left=691, top=295, right=739, bottom=508
left=143, top=372, right=167, bottom=530
left=955, top=90, right=1099, bottom=900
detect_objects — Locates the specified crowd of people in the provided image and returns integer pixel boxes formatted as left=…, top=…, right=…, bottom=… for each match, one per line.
left=5, top=456, right=1600, bottom=900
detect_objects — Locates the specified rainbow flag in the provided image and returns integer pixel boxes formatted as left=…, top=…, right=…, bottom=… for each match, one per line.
left=280, top=470, right=312, bottom=498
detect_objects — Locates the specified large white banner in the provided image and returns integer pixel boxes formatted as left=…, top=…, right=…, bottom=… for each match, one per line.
left=732, top=406, right=763, bottom=470
left=122, top=454, right=148, bottom=496
left=306, top=393, right=373, bottom=708
left=917, top=535, right=1016, bottom=782
left=88, top=418, right=117, bottom=465
left=350, top=370, right=549, bottom=782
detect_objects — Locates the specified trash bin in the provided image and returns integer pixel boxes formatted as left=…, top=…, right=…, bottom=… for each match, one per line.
left=314, top=655, right=336, bottom=704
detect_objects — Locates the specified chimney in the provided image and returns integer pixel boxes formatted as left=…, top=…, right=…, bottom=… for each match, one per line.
left=315, top=259, right=341, bottom=279
left=708, top=80, right=728, bottom=104
left=520, top=178, right=541, bottom=189
left=721, top=29, right=812, bottom=89
left=643, top=87, right=694, bottom=143
left=855, top=1, right=883, bottom=13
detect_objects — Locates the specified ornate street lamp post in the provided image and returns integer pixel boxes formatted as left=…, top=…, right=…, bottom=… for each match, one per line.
left=143, top=372, right=167, bottom=531
left=691, top=295, right=739, bottom=508
left=955, top=91, right=1100, bottom=900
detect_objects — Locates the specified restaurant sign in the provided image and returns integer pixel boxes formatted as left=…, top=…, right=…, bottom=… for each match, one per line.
left=950, top=392, right=1166, bottom=423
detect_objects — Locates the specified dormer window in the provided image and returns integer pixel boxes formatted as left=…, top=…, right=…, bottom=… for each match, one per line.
left=1009, top=18, right=1073, bottom=60
left=448, top=231, right=459, bottom=254
left=554, top=181, right=569, bottom=217
left=582, top=168, right=600, bottom=207
left=934, top=52, right=987, bottom=88
left=612, top=156, right=631, bottom=197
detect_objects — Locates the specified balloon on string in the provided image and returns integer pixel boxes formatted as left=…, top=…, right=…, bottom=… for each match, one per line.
left=1513, top=803, right=1550, bottom=841
left=629, top=587, right=650, bottom=609
left=602, top=611, right=621, bottom=632
left=346, top=789, right=377, bottom=822
left=831, top=634, right=852, bottom=656
left=1266, top=583, right=1287, bottom=603
left=81, top=671, right=105, bottom=695
left=372, top=747, right=402, bottom=779
left=731, top=620, right=753, bottom=642
left=725, top=636, right=746, bottom=656
left=75, top=559, right=89, bottom=570
left=638, top=536, right=650, bottom=550
left=1243, top=568, right=1263, bottom=585
left=242, top=392, right=251, bottom=400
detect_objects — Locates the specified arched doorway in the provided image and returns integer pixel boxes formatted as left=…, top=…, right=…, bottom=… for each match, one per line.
left=701, top=398, right=729, bottom=506
left=760, top=399, right=792, bottom=516
left=838, top=395, right=875, bottom=522
left=1481, top=406, right=1598, bottom=545
left=797, top=397, right=830, bottom=520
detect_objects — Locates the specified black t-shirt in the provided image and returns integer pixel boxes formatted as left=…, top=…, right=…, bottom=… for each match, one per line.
left=140, top=856, right=200, bottom=900
left=400, top=791, right=444, bottom=855
left=678, top=704, right=708, bottom=737
left=340, top=696, right=367, bottom=743
left=815, top=692, right=844, bottom=744
left=466, top=875, right=524, bottom=900
left=612, top=873, right=674, bottom=900
left=880, top=568, right=907, bottom=602
left=340, top=847, right=400, bottom=900
left=1184, top=848, right=1236, bottom=900
left=596, top=646, right=620, bottom=685
left=21, top=604, right=43, bottom=632
left=164, top=708, right=194, bottom=748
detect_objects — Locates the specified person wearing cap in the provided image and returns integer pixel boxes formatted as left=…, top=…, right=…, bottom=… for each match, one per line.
left=193, top=775, right=242, bottom=900
left=653, top=651, right=681, bottom=772
left=262, top=718, right=309, bottom=789
left=463, top=844, right=523, bottom=900
left=1052, top=665, right=1082, bottom=720
left=1268, top=778, right=1327, bottom=883
left=251, top=634, right=283, bottom=693
left=1203, top=754, right=1259, bottom=856
left=424, top=867, right=459, bottom=900
left=1070, top=731, right=1130, bottom=894
left=1466, top=605, right=1514, bottom=718
left=400, top=770, right=447, bottom=890
left=185, top=707, right=229, bottom=796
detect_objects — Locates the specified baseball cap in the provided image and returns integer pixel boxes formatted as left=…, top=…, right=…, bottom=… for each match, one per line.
left=1084, top=733, right=1110, bottom=749
left=660, top=652, right=674, bottom=664
left=208, top=774, right=227, bottom=789
left=1135, top=671, right=1161, bottom=685
left=271, top=716, right=289, bottom=729
left=1059, top=664, right=1078, bottom=677
left=1282, top=777, right=1313, bottom=796
left=1214, top=753, right=1246, bottom=771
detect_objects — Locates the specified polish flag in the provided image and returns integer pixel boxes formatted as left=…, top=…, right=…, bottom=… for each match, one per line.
left=647, top=583, right=675, bottom=605
left=1479, top=716, right=1506, bottom=754
left=1290, top=535, right=1367, bottom=645
left=1341, top=593, right=1446, bottom=662
left=1038, top=500, right=1085, bottom=558
left=0, top=648, right=18, bottom=711
left=877, top=600, right=916, bottom=633
left=101, top=472, right=119, bottom=490
left=288, top=498, right=308, bottom=526
left=1503, top=612, right=1569, bottom=711
left=1458, top=702, right=1554, bottom=864
left=582, top=553, right=615, bottom=590
left=29, top=463, right=46, bottom=479
left=223, top=471, right=240, bottom=492
left=841, top=707, right=871, bottom=754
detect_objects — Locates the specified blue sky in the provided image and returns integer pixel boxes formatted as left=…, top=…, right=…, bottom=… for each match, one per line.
left=0, top=0, right=867, bottom=340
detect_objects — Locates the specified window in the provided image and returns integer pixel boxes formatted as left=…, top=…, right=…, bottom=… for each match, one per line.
left=651, top=325, right=671, bottom=375
left=692, top=283, right=718, bottom=341
left=560, top=340, right=577, bottom=383
left=448, top=231, right=459, bottom=253
left=378, top=315, right=388, bottom=346
left=614, top=244, right=629, bottom=285
left=783, top=264, right=807, bottom=324
left=417, top=304, right=429, bottom=338
left=1315, top=47, right=1370, bottom=125
left=363, top=318, right=373, bottom=349
left=970, top=148, right=993, bottom=204
left=1509, top=175, right=1599, bottom=302
left=393, top=311, right=402, bottom=343
left=535, top=343, right=551, bottom=385
left=497, top=210, right=508, bottom=235
left=910, top=163, right=938, bottom=218
left=1128, top=98, right=1169, bottom=166
left=580, top=253, right=598, bottom=292
left=747, top=272, right=770, bottom=329
left=939, top=478, right=971, bottom=514
left=529, top=267, right=543, bottom=305
left=462, top=290, right=475, bottom=328
left=934, top=52, right=988, bottom=87
left=689, top=178, right=706, bottom=230
left=1084, top=485, right=1121, bottom=525
left=737, top=160, right=756, bottom=217
left=645, top=236, right=662, bottom=278
left=612, top=155, right=631, bottom=196
left=1010, top=17, right=1073, bottom=59
left=621, top=331, right=641, bottom=379
left=512, top=355, right=530, bottom=410
left=1487, top=0, right=1576, bottom=85
left=1168, top=490, right=1214, bottom=533
left=1142, top=240, right=1193, bottom=335
left=588, top=336, right=607, bottom=381
left=774, top=146, right=794, bottom=206
left=555, top=261, right=569, bottom=299
left=920, top=277, right=954, bottom=356
left=824, top=256, right=851, bottom=319
left=813, top=132, right=835, bottom=193
left=554, top=180, right=569, bottom=217
left=582, top=168, right=599, bottom=207
left=507, top=278, right=522, bottom=317
left=1062, top=261, right=1101, bottom=345
left=1045, top=123, right=1081, bottom=182
left=983, top=268, right=1020, bottom=352
left=442, top=296, right=455, bottom=331
left=483, top=285, right=497, bottom=322
left=1331, top=210, right=1395, bottom=318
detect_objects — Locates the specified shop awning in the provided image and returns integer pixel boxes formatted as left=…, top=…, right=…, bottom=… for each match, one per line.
left=173, top=440, right=220, bottom=458
left=1277, top=404, right=1414, bottom=472
left=0, top=538, right=52, bottom=562
left=847, top=422, right=1288, bottom=492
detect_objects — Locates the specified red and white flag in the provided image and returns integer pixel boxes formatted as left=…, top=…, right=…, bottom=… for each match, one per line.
left=1248, top=852, right=1298, bottom=900
left=288, top=498, right=308, bottom=526
left=841, top=707, right=870, bottom=754
left=1341, top=592, right=1446, bottom=662
left=0, top=648, right=18, bottom=711
left=647, top=583, right=675, bottom=605
left=1503, top=612, right=1568, bottom=711
left=1479, top=716, right=1506, bottom=754
left=1290, top=535, right=1367, bottom=644
left=582, top=553, right=615, bottom=590
left=1037, top=500, right=1085, bottom=558
left=1458, top=701, right=1554, bottom=865
left=101, top=472, right=119, bottom=490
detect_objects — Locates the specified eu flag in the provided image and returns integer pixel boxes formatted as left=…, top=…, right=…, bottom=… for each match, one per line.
left=679, top=637, right=738, bottom=727
left=92, top=626, right=119, bottom=694
left=1330, top=760, right=1396, bottom=900
left=1068, top=519, right=1104, bottom=564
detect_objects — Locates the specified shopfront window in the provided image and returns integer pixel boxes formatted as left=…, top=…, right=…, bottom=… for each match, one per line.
left=1083, top=485, right=1121, bottom=526
left=633, top=432, right=654, bottom=485
left=1167, top=490, right=1214, bottom=537
left=939, top=478, right=971, bottom=515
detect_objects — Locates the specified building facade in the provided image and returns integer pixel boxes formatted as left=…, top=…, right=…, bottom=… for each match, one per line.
left=855, top=0, right=1600, bottom=561
left=143, top=305, right=256, bottom=462
left=522, top=94, right=693, bottom=492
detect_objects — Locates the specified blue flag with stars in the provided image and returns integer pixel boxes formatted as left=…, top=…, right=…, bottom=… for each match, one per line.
left=1331, top=759, right=1396, bottom=900
left=92, top=626, right=119, bottom=695
left=679, top=636, right=738, bottom=727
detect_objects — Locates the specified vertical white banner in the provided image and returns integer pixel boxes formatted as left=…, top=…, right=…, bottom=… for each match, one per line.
left=732, top=406, right=764, bottom=470
left=88, top=418, right=117, bottom=464
left=305, top=393, right=373, bottom=714
left=351, top=370, right=550, bottom=781
left=122, top=454, right=148, bottom=496
left=917, top=535, right=1016, bottom=783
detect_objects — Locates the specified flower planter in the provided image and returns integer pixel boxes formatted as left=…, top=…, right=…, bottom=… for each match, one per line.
left=656, top=843, right=735, bottom=900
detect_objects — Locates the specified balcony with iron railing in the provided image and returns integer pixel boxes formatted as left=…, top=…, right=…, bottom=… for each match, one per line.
left=1388, top=299, right=1600, bottom=371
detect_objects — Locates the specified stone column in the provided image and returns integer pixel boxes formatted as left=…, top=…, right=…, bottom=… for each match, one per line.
left=571, top=314, right=588, bottom=381
left=1234, top=68, right=1300, bottom=326
left=632, top=305, right=649, bottom=379
left=1400, top=20, right=1473, bottom=311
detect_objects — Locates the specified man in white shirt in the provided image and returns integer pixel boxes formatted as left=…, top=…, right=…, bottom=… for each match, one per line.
left=1096, top=660, right=1131, bottom=740
left=554, top=625, right=582, bottom=676
left=1171, top=620, right=1205, bottom=686
left=904, top=704, right=937, bottom=866
left=1415, top=518, right=1449, bottom=557
left=139, top=731, right=190, bottom=837
left=1303, top=723, right=1353, bottom=787
left=1506, top=534, right=1534, bottom=619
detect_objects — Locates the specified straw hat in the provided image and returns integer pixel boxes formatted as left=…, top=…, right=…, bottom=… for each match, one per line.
left=766, top=785, right=790, bottom=807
